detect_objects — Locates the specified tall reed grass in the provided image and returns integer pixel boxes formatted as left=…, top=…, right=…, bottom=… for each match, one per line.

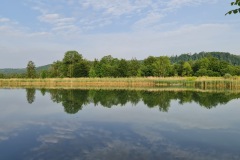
left=0, top=77, right=240, bottom=90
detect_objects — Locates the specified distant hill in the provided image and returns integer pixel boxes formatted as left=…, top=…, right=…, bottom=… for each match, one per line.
left=0, top=64, right=51, bottom=74
left=170, top=52, right=240, bottom=65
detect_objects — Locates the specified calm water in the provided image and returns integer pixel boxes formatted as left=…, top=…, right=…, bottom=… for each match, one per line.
left=0, top=88, right=240, bottom=160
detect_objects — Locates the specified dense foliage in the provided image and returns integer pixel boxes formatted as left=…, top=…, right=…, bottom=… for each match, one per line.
left=170, top=52, right=240, bottom=65
left=1, top=51, right=240, bottom=78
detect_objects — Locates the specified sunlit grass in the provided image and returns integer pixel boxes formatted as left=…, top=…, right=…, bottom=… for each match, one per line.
left=1, top=77, right=240, bottom=90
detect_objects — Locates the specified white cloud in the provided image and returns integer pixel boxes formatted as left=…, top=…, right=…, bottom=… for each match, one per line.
left=39, top=14, right=75, bottom=25
left=166, top=0, right=219, bottom=9
left=75, top=23, right=239, bottom=60
left=26, top=0, right=221, bottom=33
left=133, top=12, right=164, bottom=30
left=80, top=0, right=158, bottom=17
left=0, top=0, right=239, bottom=68
left=28, top=31, right=51, bottom=37
left=0, top=18, right=10, bottom=23
left=38, top=13, right=78, bottom=33
left=39, top=13, right=60, bottom=22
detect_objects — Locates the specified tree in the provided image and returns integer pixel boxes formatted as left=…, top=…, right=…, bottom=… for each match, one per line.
left=0, top=73, right=5, bottom=79
left=128, top=58, right=141, bottom=77
left=99, top=55, right=118, bottom=77
left=192, top=58, right=210, bottom=74
left=141, top=56, right=157, bottom=76
left=49, top=61, right=63, bottom=77
left=89, top=67, right=97, bottom=77
left=182, top=62, right=193, bottom=76
left=62, top=51, right=83, bottom=77
left=89, top=59, right=100, bottom=77
left=40, top=70, right=48, bottom=78
left=27, top=61, right=36, bottom=78
left=116, top=59, right=129, bottom=77
left=153, top=56, right=171, bottom=77
left=226, top=0, right=240, bottom=15
left=73, top=60, right=90, bottom=77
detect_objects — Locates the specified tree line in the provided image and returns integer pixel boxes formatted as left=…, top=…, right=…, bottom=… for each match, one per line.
left=1, top=50, right=240, bottom=78
left=170, top=52, right=240, bottom=65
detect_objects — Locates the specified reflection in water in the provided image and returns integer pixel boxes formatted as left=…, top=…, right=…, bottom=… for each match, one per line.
left=1, top=88, right=240, bottom=160
left=38, top=89, right=240, bottom=114
left=26, top=88, right=36, bottom=104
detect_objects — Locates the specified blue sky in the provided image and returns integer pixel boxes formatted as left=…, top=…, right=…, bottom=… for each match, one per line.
left=0, top=0, right=239, bottom=68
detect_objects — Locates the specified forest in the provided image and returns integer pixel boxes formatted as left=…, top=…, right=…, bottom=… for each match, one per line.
left=1, top=51, right=240, bottom=78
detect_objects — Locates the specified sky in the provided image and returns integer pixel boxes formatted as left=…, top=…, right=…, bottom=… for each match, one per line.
left=0, top=0, right=239, bottom=68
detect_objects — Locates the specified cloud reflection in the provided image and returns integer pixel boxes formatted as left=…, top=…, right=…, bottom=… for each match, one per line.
left=1, top=89, right=240, bottom=159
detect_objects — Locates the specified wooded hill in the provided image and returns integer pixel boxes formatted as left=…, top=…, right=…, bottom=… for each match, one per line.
left=170, top=52, right=240, bottom=65
left=0, top=64, right=51, bottom=74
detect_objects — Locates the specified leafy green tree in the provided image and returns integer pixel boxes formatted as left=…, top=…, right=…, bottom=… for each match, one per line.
left=208, top=57, right=220, bottom=73
left=27, top=61, right=36, bottom=78
left=40, top=70, right=48, bottom=78
left=128, top=58, right=141, bottom=77
left=172, top=63, right=181, bottom=76
left=141, top=56, right=157, bottom=76
left=116, top=59, right=129, bottom=77
left=73, top=60, right=90, bottom=77
left=63, top=51, right=83, bottom=64
left=153, top=56, right=171, bottom=77
left=89, top=67, right=97, bottom=77
left=89, top=59, right=100, bottom=77
left=226, top=0, right=240, bottom=15
left=62, top=51, right=83, bottom=77
left=49, top=61, right=64, bottom=77
left=219, top=61, right=230, bottom=76
left=99, top=55, right=118, bottom=77
left=192, top=58, right=210, bottom=75
left=0, top=73, right=5, bottom=78
left=182, top=62, right=193, bottom=76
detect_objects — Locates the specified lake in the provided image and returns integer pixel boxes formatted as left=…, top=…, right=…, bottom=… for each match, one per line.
left=0, top=88, right=240, bottom=160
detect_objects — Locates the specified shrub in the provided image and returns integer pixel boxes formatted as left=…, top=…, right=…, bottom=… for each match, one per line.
left=224, top=73, right=232, bottom=79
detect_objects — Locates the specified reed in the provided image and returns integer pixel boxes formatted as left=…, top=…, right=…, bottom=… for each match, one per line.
left=1, top=77, right=240, bottom=90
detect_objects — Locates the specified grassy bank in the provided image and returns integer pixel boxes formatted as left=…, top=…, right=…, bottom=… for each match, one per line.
left=0, top=77, right=240, bottom=90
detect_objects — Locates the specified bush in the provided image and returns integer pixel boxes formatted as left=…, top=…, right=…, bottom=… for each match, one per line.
left=224, top=73, right=232, bottom=79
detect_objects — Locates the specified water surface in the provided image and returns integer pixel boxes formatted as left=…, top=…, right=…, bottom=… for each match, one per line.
left=0, top=89, right=240, bottom=160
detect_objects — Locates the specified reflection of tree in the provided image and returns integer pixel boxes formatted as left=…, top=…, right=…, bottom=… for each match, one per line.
left=43, top=89, right=240, bottom=114
left=47, top=89, right=89, bottom=114
left=62, top=90, right=89, bottom=114
left=91, top=90, right=120, bottom=107
left=177, top=91, right=193, bottom=104
left=141, top=91, right=172, bottom=112
left=89, top=90, right=140, bottom=107
left=191, top=92, right=237, bottom=109
left=50, top=89, right=64, bottom=103
left=127, top=90, right=141, bottom=105
left=26, top=88, right=36, bottom=104
left=40, top=88, right=46, bottom=96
